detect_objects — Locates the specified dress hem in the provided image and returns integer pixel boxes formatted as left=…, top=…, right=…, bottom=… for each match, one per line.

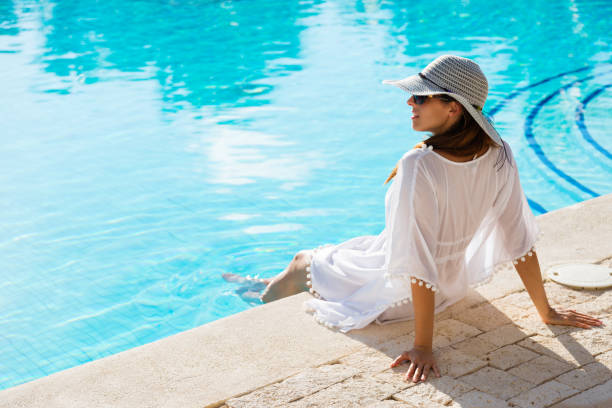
left=303, top=225, right=542, bottom=332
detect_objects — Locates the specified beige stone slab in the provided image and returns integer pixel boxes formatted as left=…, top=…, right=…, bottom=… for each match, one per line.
left=442, top=289, right=489, bottom=315
left=490, top=290, right=533, bottom=310
left=549, top=378, right=612, bottom=408
left=515, top=326, right=610, bottom=369
left=451, top=302, right=519, bottom=332
left=365, top=400, right=416, bottom=408
left=514, top=314, right=576, bottom=337
left=458, top=366, right=532, bottom=400
left=568, top=292, right=612, bottom=316
left=447, top=390, right=511, bottom=408
left=534, top=194, right=612, bottom=269
left=433, top=346, right=487, bottom=378
left=508, top=380, right=579, bottom=408
left=507, top=355, right=574, bottom=385
left=358, top=319, right=418, bottom=343
left=543, top=282, right=600, bottom=309
left=554, top=361, right=612, bottom=392
left=471, top=264, right=526, bottom=301
left=287, top=372, right=400, bottom=408
left=372, top=370, right=420, bottom=391
left=374, top=332, right=450, bottom=356
left=476, top=323, right=530, bottom=348
left=595, top=348, right=612, bottom=368
left=225, top=363, right=361, bottom=407
left=339, top=348, right=399, bottom=374
left=450, top=336, right=499, bottom=358
left=433, top=318, right=482, bottom=346
left=376, top=333, right=417, bottom=356
left=372, top=340, right=486, bottom=381
left=485, top=344, right=539, bottom=370
left=566, top=326, right=612, bottom=357
left=391, top=375, right=473, bottom=407
left=517, top=335, right=596, bottom=367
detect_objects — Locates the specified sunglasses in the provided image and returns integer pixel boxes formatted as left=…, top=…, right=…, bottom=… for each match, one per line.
left=412, top=94, right=454, bottom=105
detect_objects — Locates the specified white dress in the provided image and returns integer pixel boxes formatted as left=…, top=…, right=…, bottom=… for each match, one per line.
left=302, top=139, right=541, bottom=333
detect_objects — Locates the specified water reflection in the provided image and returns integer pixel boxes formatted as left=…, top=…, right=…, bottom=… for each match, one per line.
left=0, top=1, right=19, bottom=38
left=34, top=0, right=322, bottom=108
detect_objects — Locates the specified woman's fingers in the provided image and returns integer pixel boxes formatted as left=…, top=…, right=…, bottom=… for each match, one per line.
left=404, top=362, right=416, bottom=381
left=579, top=316, right=603, bottom=325
left=391, top=353, right=409, bottom=368
left=575, top=315, right=601, bottom=325
left=411, top=364, right=422, bottom=382
left=545, top=307, right=604, bottom=329
left=431, top=362, right=441, bottom=378
left=404, top=363, right=428, bottom=383
left=565, top=310, right=603, bottom=322
left=394, top=349, right=442, bottom=383
left=567, top=309, right=603, bottom=321
left=421, top=364, right=431, bottom=381
left=564, top=311, right=603, bottom=328
left=390, top=355, right=403, bottom=367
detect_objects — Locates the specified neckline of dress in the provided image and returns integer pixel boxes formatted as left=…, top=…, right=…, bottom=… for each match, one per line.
left=425, top=145, right=494, bottom=166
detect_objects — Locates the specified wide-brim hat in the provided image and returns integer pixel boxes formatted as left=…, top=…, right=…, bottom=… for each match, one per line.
left=381, top=55, right=502, bottom=146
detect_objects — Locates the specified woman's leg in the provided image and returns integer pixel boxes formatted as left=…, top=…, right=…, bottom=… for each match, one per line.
left=260, top=250, right=311, bottom=303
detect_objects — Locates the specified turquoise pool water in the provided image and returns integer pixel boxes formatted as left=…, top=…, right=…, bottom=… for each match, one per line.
left=1, top=0, right=611, bottom=391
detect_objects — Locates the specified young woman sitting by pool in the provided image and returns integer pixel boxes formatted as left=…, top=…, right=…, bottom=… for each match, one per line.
left=246, top=55, right=604, bottom=384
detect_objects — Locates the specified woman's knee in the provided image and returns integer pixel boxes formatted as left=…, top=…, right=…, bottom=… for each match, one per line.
left=292, top=250, right=310, bottom=265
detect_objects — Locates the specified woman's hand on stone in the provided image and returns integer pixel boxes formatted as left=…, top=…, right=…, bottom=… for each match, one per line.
left=542, top=307, right=604, bottom=329
left=390, top=346, right=441, bottom=383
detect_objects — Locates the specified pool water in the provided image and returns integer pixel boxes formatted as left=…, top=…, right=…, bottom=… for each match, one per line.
left=1, top=0, right=611, bottom=391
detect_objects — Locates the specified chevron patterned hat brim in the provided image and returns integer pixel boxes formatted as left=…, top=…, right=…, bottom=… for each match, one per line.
left=382, top=55, right=503, bottom=147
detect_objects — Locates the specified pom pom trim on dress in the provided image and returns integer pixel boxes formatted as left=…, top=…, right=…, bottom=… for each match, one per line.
left=301, top=139, right=542, bottom=332
left=303, top=237, right=542, bottom=331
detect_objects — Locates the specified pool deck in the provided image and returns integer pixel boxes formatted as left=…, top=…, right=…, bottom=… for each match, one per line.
left=1, top=193, right=611, bottom=408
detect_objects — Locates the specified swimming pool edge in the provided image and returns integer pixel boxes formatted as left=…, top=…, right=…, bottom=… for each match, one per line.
left=0, top=193, right=610, bottom=408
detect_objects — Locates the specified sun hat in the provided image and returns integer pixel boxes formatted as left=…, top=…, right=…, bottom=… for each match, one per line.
left=381, top=54, right=502, bottom=146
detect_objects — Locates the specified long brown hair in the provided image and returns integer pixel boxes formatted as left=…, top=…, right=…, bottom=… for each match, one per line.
left=383, top=95, right=509, bottom=185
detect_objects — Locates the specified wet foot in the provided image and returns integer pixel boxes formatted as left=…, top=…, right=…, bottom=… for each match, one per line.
left=223, top=273, right=274, bottom=303
left=222, top=273, right=273, bottom=285
left=235, top=287, right=266, bottom=302
left=259, top=268, right=295, bottom=303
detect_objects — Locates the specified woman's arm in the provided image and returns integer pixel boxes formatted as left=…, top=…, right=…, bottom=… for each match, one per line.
left=512, top=250, right=553, bottom=319
left=513, top=249, right=604, bottom=329
left=411, top=279, right=436, bottom=350
left=388, top=279, right=440, bottom=383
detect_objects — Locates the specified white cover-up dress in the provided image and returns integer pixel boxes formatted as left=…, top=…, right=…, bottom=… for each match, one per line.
left=302, top=139, right=541, bottom=333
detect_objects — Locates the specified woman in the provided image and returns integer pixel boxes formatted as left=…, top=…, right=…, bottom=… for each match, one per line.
left=254, top=55, right=604, bottom=383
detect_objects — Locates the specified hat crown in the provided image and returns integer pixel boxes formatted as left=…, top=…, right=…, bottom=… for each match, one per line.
left=421, top=55, right=488, bottom=109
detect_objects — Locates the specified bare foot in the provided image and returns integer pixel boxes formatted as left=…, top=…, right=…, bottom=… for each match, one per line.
left=259, top=268, right=295, bottom=303
left=260, top=251, right=311, bottom=303
left=237, top=289, right=266, bottom=301
left=222, top=273, right=273, bottom=285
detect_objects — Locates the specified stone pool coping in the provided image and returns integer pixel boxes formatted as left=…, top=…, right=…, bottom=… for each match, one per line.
left=1, top=193, right=611, bottom=408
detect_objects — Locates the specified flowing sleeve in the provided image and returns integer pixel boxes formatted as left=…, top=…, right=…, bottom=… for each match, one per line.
left=464, top=141, right=541, bottom=287
left=494, top=146, right=541, bottom=258
left=384, top=151, right=440, bottom=292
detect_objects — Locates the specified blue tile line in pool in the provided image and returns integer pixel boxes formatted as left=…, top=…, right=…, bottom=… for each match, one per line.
left=488, top=65, right=612, bottom=214
left=525, top=71, right=612, bottom=199
left=577, top=84, right=612, bottom=162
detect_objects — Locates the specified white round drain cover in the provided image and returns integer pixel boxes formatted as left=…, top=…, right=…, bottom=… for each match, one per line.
left=547, top=263, right=612, bottom=289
